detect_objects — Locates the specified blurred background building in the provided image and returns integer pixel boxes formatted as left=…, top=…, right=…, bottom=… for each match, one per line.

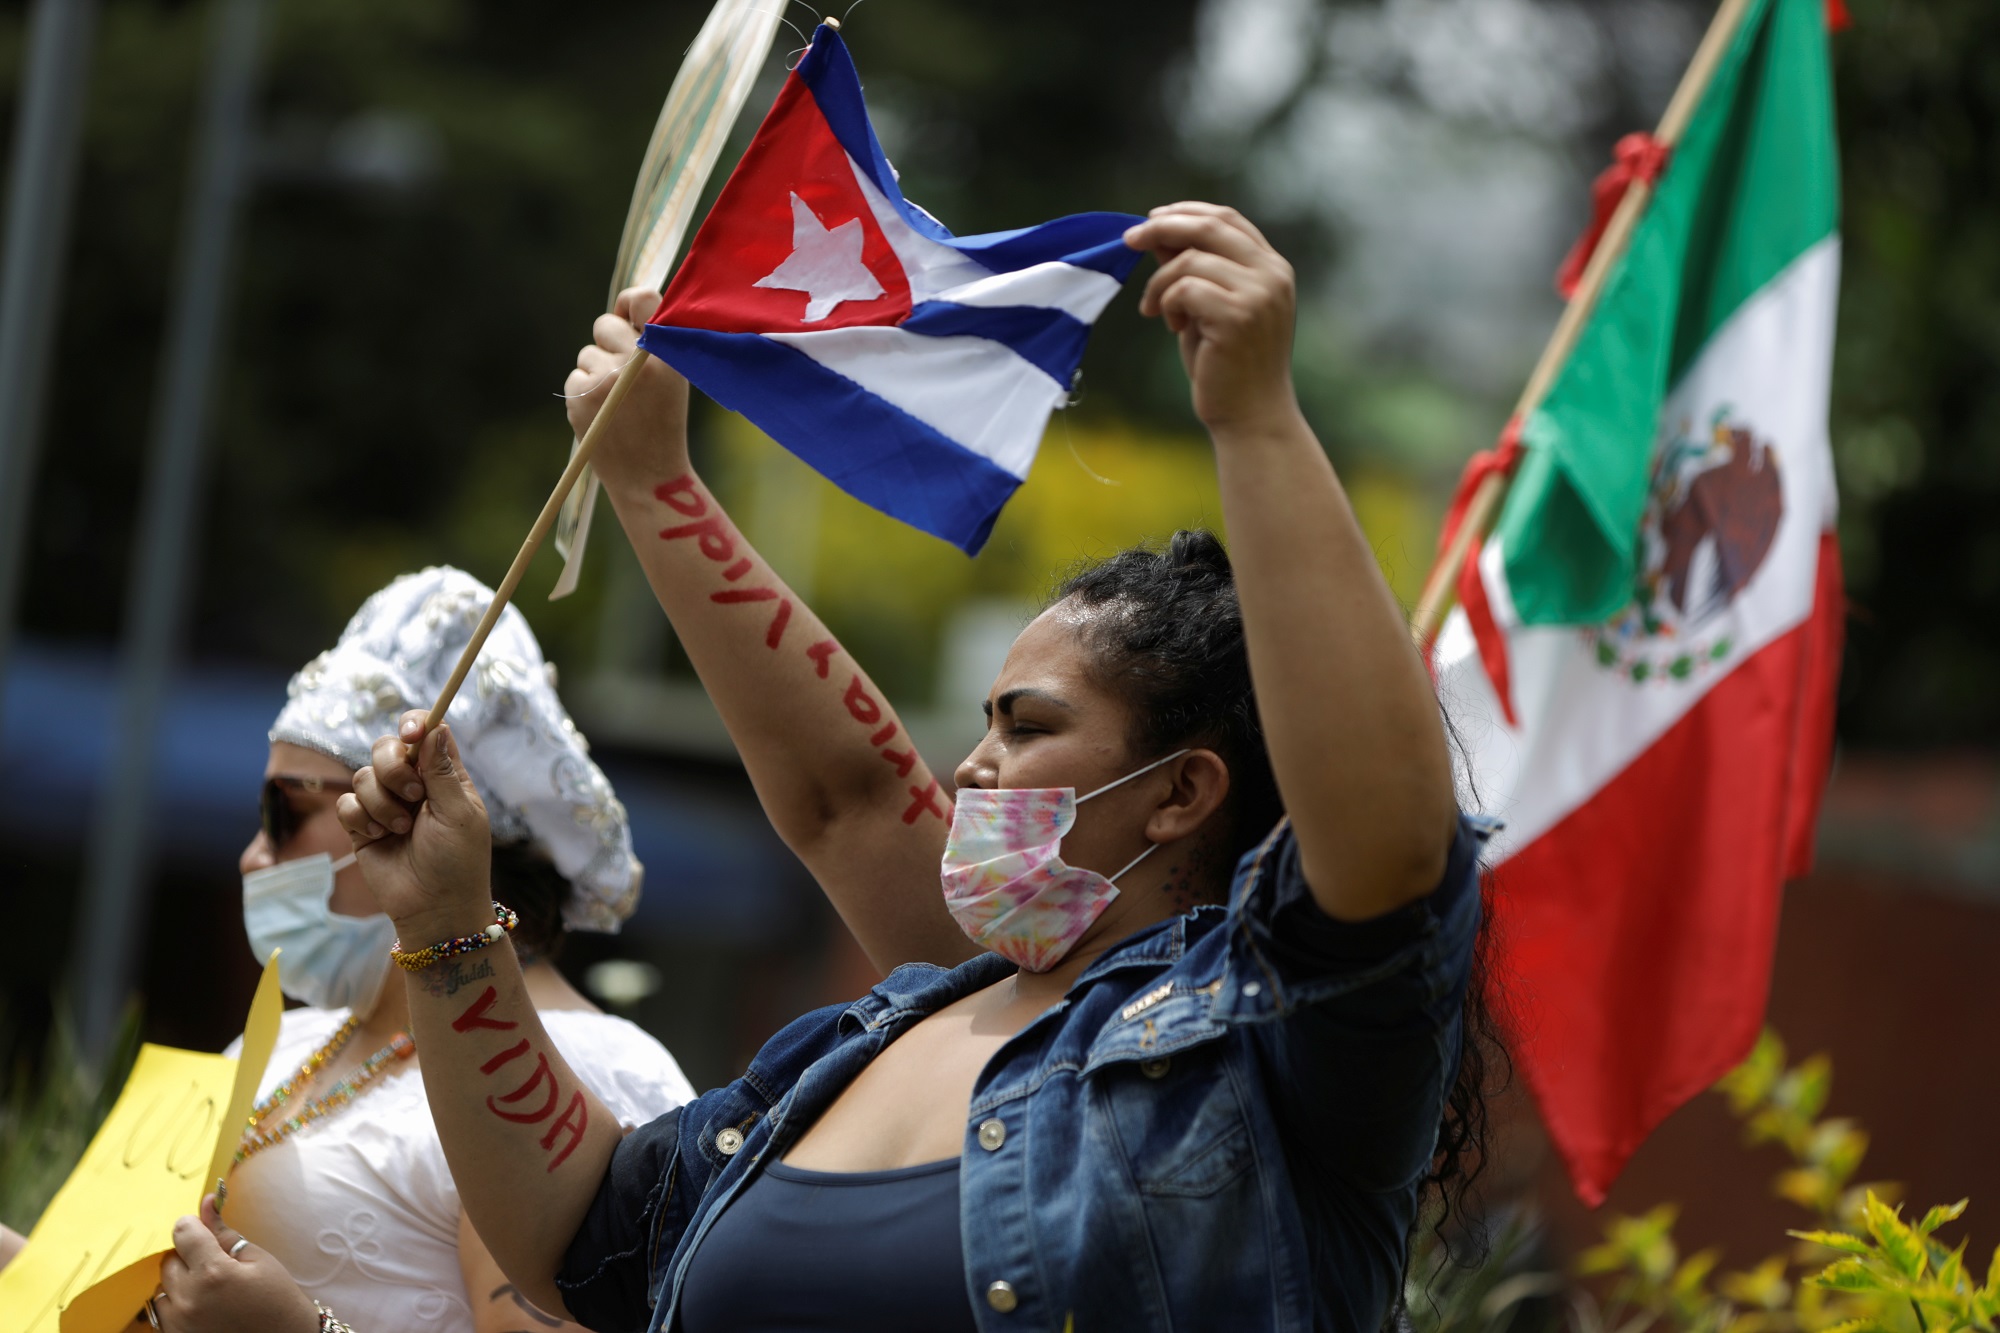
left=0, top=0, right=1993, bottom=1266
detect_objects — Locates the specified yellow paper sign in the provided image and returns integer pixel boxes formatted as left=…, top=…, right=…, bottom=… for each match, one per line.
left=0, top=956, right=283, bottom=1333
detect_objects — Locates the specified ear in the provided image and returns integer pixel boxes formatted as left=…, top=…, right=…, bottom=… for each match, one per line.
left=1143, top=749, right=1231, bottom=846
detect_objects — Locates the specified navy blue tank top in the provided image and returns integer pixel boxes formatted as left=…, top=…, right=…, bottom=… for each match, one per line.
left=677, top=1157, right=976, bottom=1332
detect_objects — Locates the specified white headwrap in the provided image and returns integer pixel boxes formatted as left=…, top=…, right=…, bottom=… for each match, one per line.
left=268, top=566, right=640, bottom=932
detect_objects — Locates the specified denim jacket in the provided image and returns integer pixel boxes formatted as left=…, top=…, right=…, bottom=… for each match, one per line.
left=558, top=815, right=1487, bottom=1333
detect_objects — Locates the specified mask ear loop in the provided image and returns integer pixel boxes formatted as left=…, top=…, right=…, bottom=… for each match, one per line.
left=332, top=851, right=359, bottom=873
left=1106, top=840, right=1162, bottom=884
left=1075, top=747, right=1193, bottom=804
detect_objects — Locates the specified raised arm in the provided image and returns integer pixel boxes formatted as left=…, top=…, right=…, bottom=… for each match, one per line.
left=338, top=722, right=622, bottom=1316
left=567, top=289, right=972, bottom=973
left=1124, top=204, right=1459, bottom=919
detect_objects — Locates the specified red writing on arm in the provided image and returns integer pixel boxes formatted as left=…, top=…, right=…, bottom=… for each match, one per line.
left=661, top=514, right=737, bottom=564
left=486, top=1052, right=561, bottom=1124
left=479, top=1038, right=531, bottom=1075
left=869, top=722, right=898, bottom=746
left=902, top=779, right=950, bottom=825
left=452, top=987, right=518, bottom=1034
left=806, top=639, right=839, bottom=679
left=843, top=677, right=882, bottom=726
left=722, top=557, right=753, bottom=581
left=540, top=1092, right=590, bottom=1172
left=880, top=746, right=919, bottom=779
left=765, top=598, right=793, bottom=650
left=711, top=587, right=778, bottom=605
left=654, top=475, right=707, bottom=517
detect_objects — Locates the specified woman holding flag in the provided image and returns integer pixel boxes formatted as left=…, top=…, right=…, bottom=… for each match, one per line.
left=336, top=204, right=1491, bottom=1332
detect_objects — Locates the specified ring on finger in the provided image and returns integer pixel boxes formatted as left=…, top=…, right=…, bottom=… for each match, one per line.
left=229, top=1236, right=250, bottom=1258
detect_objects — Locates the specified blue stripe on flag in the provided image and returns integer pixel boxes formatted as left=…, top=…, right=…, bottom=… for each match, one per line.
left=796, top=29, right=952, bottom=244
left=898, top=302, right=1089, bottom=388
left=798, top=25, right=1143, bottom=280
left=947, top=219, right=1148, bottom=280
left=639, top=324, right=1025, bottom=555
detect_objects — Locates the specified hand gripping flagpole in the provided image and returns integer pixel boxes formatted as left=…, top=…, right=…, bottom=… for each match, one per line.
left=422, top=349, right=652, bottom=730
left=1407, top=0, right=1758, bottom=647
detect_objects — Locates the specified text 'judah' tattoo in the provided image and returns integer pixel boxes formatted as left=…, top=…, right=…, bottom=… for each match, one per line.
left=418, top=956, right=495, bottom=1000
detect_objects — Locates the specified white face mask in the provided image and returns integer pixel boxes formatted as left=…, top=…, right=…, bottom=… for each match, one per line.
left=242, top=852, right=395, bottom=1015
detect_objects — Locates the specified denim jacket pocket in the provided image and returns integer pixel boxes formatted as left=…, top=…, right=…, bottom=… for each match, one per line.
left=1095, top=1038, right=1256, bottom=1200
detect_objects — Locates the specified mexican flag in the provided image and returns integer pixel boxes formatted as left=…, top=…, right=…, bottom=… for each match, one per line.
left=1433, top=0, right=1844, bottom=1204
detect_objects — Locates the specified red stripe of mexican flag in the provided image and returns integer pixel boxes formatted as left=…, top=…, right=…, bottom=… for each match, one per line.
left=1433, top=0, right=1844, bottom=1204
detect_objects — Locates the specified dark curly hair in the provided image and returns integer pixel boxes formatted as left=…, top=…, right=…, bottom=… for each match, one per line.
left=1051, top=529, right=1501, bottom=1255
left=490, top=840, right=570, bottom=963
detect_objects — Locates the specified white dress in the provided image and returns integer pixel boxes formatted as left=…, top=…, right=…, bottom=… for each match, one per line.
left=222, top=1006, right=695, bottom=1333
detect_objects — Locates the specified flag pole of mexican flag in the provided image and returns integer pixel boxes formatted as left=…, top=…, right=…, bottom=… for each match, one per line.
left=1433, top=0, right=1845, bottom=1204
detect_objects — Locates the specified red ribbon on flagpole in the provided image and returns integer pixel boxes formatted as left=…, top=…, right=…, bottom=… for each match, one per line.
left=1432, top=418, right=1526, bottom=725
left=1554, top=133, right=1671, bottom=300
left=1824, top=0, right=1851, bottom=32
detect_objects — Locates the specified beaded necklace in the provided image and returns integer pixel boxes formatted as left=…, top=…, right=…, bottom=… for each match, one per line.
left=235, top=1017, right=417, bottom=1164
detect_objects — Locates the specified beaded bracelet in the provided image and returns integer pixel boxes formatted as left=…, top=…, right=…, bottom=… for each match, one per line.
left=316, top=1300, right=357, bottom=1333
left=390, top=902, right=518, bottom=972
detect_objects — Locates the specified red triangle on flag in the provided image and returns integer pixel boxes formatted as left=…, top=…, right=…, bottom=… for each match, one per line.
left=656, top=74, right=912, bottom=335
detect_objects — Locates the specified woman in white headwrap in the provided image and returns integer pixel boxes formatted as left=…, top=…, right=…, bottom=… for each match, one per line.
left=143, top=567, right=693, bottom=1333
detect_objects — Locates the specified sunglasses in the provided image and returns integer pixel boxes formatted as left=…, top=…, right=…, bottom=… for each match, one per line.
left=260, top=774, right=354, bottom=849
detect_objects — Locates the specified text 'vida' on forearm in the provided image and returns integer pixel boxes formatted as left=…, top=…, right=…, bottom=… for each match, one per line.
left=652, top=473, right=947, bottom=826
left=446, top=981, right=589, bottom=1172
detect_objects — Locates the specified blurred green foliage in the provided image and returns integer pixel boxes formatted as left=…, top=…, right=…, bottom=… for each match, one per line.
left=1406, top=1033, right=1997, bottom=1333
left=1568, top=1032, right=1990, bottom=1333
left=0, top=997, right=141, bottom=1232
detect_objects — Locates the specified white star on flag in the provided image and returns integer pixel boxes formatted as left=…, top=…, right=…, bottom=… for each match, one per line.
left=753, top=192, right=886, bottom=322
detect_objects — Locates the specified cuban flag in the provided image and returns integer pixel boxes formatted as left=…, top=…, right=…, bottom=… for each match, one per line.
left=639, top=23, right=1144, bottom=554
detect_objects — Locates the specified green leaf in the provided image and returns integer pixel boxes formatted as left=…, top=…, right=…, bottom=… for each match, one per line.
left=1675, top=1249, right=1723, bottom=1300
left=1717, top=1031, right=1786, bottom=1115
left=1812, top=1259, right=1886, bottom=1293
left=1935, top=1240, right=1969, bottom=1295
left=1718, top=1256, right=1791, bottom=1309
left=1917, top=1201, right=1970, bottom=1238
left=1813, top=1319, right=1884, bottom=1333
left=1791, top=1229, right=1876, bottom=1256
left=1580, top=1242, right=1630, bottom=1276
left=1865, top=1193, right=1928, bottom=1280
left=1812, top=1319, right=1884, bottom=1333
left=1782, top=1168, right=1839, bottom=1213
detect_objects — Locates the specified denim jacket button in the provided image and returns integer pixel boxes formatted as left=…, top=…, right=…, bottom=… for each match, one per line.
left=715, top=1127, right=745, bottom=1156
left=978, top=1118, right=1006, bottom=1151
left=985, top=1281, right=1019, bottom=1313
left=1139, top=1057, right=1171, bottom=1080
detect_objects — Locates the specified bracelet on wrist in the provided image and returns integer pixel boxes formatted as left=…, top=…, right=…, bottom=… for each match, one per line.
left=316, top=1300, right=357, bottom=1333
left=390, top=902, right=518, bottom=972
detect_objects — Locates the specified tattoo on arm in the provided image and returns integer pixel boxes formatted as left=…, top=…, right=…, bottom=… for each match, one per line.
left=418, top=956, right=496, bottom=1000
left=488, top=1284, right=564, bottom=1329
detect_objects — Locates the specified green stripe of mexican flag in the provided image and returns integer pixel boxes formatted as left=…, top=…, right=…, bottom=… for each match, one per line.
left=1497, top=0, right=1837, bottom=623
left=1435, top=0, right=1845, bottom=1204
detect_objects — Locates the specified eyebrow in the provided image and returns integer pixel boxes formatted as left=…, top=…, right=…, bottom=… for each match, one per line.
left=986, top=686, right=1074, bottom=718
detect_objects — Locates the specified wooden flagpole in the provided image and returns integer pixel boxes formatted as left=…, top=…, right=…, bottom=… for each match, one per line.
left=1407, top=0, right=1758, bottom=646
left=423, top=349, right=652, bottom=731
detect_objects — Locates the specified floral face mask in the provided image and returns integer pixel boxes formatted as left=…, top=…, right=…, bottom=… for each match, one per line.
left=938, top=749, right=1189, bottom=972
